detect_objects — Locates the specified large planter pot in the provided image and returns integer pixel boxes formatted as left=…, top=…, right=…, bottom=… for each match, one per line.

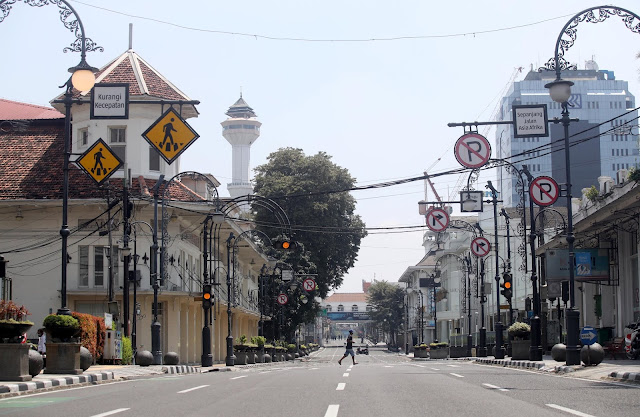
left=0, top=344, right=31, bottom=381
left=510, top=339, right=530, bottom=360
left=429, top=348, right=449, bottom=359
left=414, top=349, right=427, bottom=358
left=449, top=346, right=467, bottom=358
left=44, top=342, right=82, bottom=375
left=0, top=321, right=33, bottom=341
left=235, top=351, right=248, bottom=365
left=46, top=326, right=80, bottom=343
left=246, top=349, right=256, bottom=364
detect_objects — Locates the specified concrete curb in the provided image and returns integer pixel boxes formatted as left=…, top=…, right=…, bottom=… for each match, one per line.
left=474, top=358, right=551, bottom=371
left=0, top=371, right=113, bottom=395
left=608, top=371, right=640, bottom=383
left=162, top=365, right=198, bottom=374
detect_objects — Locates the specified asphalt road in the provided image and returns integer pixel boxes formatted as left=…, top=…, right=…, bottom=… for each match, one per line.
left=0, top=346, right=638, bottom=417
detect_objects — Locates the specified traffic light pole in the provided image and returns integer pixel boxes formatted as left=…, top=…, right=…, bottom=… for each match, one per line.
left=487, top=181, right=504, bottom=359
left=522, top=166, right=543, bottom=361
left=201, top=216, right=213, bottom=367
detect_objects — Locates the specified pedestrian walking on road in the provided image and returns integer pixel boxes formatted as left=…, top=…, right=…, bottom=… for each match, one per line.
left=338, top=329, right=357, bottom=365
left=37, top=328, right=46, bottom=368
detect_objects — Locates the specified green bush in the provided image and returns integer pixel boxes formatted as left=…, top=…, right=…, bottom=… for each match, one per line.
left=121, top=336, right=133, bottom=365
left=251, top=336, right=266, bottom=347
left=507, top=322, right=531, bottom=340
left=43, top=314, right=80, bottom=330
left=429, top=342, right=449, bottom=349
left=287, top=343, right=297, bottom=351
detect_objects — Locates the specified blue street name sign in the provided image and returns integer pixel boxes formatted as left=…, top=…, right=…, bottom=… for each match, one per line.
left=580, top=326, right=597, bottom=345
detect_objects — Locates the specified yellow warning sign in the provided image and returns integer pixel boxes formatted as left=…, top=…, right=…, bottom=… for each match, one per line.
left=142, top=107, right=199, bottom=165
left=76, top=138, right=123, bottom=186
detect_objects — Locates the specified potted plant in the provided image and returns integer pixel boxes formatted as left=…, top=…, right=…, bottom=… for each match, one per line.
left=414, top=343, right=428, bottom=358
left=508, top=322, right=531, bottom=360
left=42, top=314, right=83, bottom=375
left=252, top=336, right=266, bottom=363
left=0, top=300, right=33, bottom=341
left=429, top=342, right=449, bottom=359
left=0, top=300, right=34, bottom=381
left=286, top=343, right=297, bottom=360
left=263, top=343, right=274, bottom=363
left=234, top=335, right=249, bottom=365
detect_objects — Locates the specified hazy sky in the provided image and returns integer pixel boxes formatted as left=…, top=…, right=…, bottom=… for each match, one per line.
left=2, top=1, right=640, bottom=292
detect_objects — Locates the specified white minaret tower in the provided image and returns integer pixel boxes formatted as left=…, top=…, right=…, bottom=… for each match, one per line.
left=221, top=95, right=261, bottom=198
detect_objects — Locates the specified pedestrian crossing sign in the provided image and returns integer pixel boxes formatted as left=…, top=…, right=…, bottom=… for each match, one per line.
left=142, top=107, right=200, bottom=165
left=76, top=138, right=123, bottom=186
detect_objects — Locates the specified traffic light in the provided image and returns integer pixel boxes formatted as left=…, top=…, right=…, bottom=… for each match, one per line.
left=272, top=239, right=294, bottom=250
left=202, top=284, right=213, bottom=309
left=500, top=273, right=513, bottom=301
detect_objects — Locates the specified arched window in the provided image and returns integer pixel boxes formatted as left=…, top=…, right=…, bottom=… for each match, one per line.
left=337, top=304, right=344, bottom=312
left=352, top=304, right=358, bottom=312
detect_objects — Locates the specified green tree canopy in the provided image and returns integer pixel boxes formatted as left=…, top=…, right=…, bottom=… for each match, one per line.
left=253, top=148, right=367, bottom=298
left=366, top=281, right=405, bottom=346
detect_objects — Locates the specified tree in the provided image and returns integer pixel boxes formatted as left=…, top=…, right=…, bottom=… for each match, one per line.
left=366, top=281, right=404, bottom=347
left=253, top=148, right=367, bottom=298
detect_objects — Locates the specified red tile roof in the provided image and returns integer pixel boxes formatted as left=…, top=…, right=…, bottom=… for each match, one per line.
left=0, top=99, right=63, bottom=121
left=325, top=293, right=368, bottom=303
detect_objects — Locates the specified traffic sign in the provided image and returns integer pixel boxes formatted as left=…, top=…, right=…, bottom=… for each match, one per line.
left=512, top=104, right=549, bottom=138
left=142, top=107, right=200, bottom=165
left=277, top=293, right=288, bottom=305
left=303, top=278, right=316, bottom=292
left=425, top=208, right=450, bottom=232
left=580, top=326, right=598, bottom=346
left=91, top=83, right=129, bottom=119
left=529, top=176, right=560, bottom=207
left=471, top=236, right=491, bottom=258
left=454, top=133, right=491, bottom=169
left=75, top=138, right=123, bottom=186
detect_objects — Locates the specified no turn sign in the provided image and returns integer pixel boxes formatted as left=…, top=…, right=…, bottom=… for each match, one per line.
left=471, top=236, right=491, bottom=258
left=277, top=293, right=288, bottom=305
left=454, top=133, right=491, bottom=169
left=426, top=208, right=450, bottom=232
left=529, top=176, right=560, bottom=207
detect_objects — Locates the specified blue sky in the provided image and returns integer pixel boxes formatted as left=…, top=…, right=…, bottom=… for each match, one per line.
left=2, top=1, right=640, bottom=292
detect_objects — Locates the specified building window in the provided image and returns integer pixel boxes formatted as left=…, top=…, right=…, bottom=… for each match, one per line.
left=612, top=149, right=615, bottom=156
left=94, top=246, right=104, bottom=287
left=79, top=128, right=89, bottom=146
left=149, top=146, right=160, bottom=171
left=352, top=304, right=358, bottom=312
left=109, top=127, right=126, bottom=163
left=326, top=305, right=332, bottom=312
left=337, top=304, right=344, bottom=312
left=366, top=304, right=372, bottom=312
left=79, top=246, right=89, bottom=287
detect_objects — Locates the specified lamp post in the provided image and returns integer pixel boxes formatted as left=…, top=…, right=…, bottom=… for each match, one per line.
left=150, top=176, right=164, bottom=365
left=404, top=288, right=410, bottom=355
left=0, top=0, right=101, bottom=316
left=225, top=232, right=236, bottom=366
left=417, top=290, right=424, bottom=345
left=486, top=181, right=504, bottom=359
left=464, top=255, right=473, bottom=357
left=541, top=4, right=640, bottom=367
left=521, top=165, right=543, bottom=361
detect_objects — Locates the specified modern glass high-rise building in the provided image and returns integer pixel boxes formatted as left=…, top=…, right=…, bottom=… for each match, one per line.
left=496, top=62, right=639, bottom=207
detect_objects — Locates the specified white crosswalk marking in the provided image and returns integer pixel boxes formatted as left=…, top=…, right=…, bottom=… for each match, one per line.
left=336, top=383, right=346, bottom=390
left=177, top=385, right=209, bottom=394
left=325, top=405, right=340, bottom=417
left=546, top=404, right=596, bottom=417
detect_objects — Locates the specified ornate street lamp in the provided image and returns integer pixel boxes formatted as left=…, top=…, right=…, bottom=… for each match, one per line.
left=541, top=5, right=640, bottom=366
left=0, top=0, right=102, bottom=316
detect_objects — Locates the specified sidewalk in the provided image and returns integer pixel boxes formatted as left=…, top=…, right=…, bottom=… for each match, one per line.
left=410, top=352, right=640, bottom=384
left=0, top=363, right=208, bottom=398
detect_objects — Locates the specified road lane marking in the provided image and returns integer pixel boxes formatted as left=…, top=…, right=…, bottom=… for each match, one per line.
left=230, top=376, right=248, bottom=380
left=90, top=409, right=131, bottom=417
left=546, top=404, right=596, bottom=417
left=447, top=364, right=460, bottom=368
left=343, top=373, right=350, bottom=377
left=450, top=373, right=464, bottom=378
left=430, top=368, right=440, bottom=371
left=482, top=383, right=509, bottom=392
left=413, top=364, right=425, bottom=368
left=324, top=404, right=340, bottom=417
left=311, top=367, right=319, bottom=370
left=336, top=383, right=346, bottom=390
left=177, top=385, right=209, bottom=393
left=384, top=365, right=393, bottom=368
left=259, top=371, right=271, bottom=374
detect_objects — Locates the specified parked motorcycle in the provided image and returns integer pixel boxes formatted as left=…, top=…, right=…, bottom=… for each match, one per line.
left=625, top=321, right=640, bottom=359
left=356, top=346, right=369, bottom=355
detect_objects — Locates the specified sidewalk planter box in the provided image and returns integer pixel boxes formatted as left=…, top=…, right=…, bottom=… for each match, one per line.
left=0, top=343, right=32, bottom=381
left=234, top=351, right=248, bottom=365
left=510, top=340, right=530, bottom=360
left=449, top=346, right=467, bottom=358
left=45, top=342, right=83, bottom=375
left=429, top=348, right=449, bottom=359
left=246, top=349, right=256, bottom=364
